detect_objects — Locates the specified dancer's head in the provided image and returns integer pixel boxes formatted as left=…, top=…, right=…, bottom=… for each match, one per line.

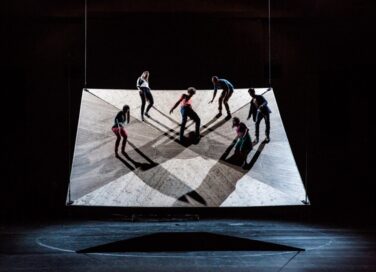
left=232, top=117, right=240, bottom=128
left=248, top=88, right=256, bottom=98
left=187, top=87, right=196, bottom=96
left=122, top=105, right=129, bottom=113
left=212, top=76, right=219, bottom=84
left=141, top=71, right=149, bottom=80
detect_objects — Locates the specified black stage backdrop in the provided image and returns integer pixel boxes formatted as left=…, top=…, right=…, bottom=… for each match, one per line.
left=2, top=0, right=373, bottom=224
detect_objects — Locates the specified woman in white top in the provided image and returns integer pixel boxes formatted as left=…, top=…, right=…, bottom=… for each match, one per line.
left=136, top=71, right=154, bottom=121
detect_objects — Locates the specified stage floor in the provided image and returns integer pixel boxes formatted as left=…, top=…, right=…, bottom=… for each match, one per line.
left=69, top=88, right=306, bottom=207
left=1, top=219, right=375, bottom=271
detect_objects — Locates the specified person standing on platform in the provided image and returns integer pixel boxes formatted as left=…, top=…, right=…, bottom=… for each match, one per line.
left=170, top=87, right=201, bottom=144
left=232, top=117, right=253, bottom=167
left=247, top=88, right=271, bottom=144
left=209, top=76, right=234, bottom=119
left=136, top=71, right=154, bottom=121
left=112, top=105, right=130, bottom=156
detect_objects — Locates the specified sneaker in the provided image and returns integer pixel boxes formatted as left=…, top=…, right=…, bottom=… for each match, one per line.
left=215, top=112, right=222, bottom=118
left=225, top=114, right=232, bottom=120
left=145, top=112, right=150, bottom=118
left=252, top=139, right=259, bottom=145
left=265, top=136, right=270, bottom=143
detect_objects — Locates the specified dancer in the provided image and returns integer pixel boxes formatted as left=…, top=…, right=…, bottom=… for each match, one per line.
left=170, top=87, right=201, bottom=144
left=232, top=117, right=253, bottom=166
left=136, top=71, right=154, bottom=121
left=247, top=88, right=271, bottom=144
left=209, top=76, right=234, bottom=119
left=112, top=105, right=130, bottom=156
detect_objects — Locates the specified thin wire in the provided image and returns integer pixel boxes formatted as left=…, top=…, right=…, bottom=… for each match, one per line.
left=68, top=54, right=73, bottom=205
left=277, top=251, right=301, bottom=272
left=305, top=151, right=308, bottom=203
left=84, top=0, right=87, bottom=88
left=68, top=55, right=71, bottom=204
left=268, top=0, right=271, bottom=86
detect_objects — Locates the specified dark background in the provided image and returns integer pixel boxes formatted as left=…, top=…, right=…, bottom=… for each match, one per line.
left=2, top=0, right=373, bottom=224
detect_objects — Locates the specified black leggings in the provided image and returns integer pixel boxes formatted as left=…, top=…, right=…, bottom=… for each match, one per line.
left=139, top=87, right=154, bottom=117
left=218, top=89, right=233, bottom=115
left=180, top=106, right=201, bottom=142
left=255, top=113, right=270, bottom=139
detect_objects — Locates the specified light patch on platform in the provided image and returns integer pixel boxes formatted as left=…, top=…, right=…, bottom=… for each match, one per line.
left=222, top=176, right=304, bottom=207
left=159, top=149, right=217, bottom=190
left=74, top=171, right=177, bottom=207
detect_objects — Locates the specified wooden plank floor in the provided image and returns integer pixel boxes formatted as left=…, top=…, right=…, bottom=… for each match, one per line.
left=1, top=219, right=375, bottom=271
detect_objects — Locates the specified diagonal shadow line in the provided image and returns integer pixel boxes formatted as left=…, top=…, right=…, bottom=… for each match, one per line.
left=219, top=138, right=238, bottom=161
left=201, top=118, right=230, bottom=138
left=128, top=141, right=158, bottom=166
left=143, top=120, right=182, bottom=146
left=146, top=97, right=253, bottom=148
left=77, top=232, right=305, bottom=253
left=178, top=190, right=207, bottom=206
left=147, top=115, right=180, bottom=136
left=158, top=115, right=231, bottom=148
left=120, top=151, right=157, bottom=172
left=243, top=141, right=267, bottom=171
left=152, top=106, right=195, bottom=130
left=152, top=106, right=180, bottom=126
left=116, top=155, right=136, bottom=171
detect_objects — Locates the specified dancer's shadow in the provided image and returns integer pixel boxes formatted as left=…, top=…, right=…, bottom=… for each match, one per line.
left=242, top=141, right=267, bottom=170
left=178, top=190, right=207, bottom=206
left=173, top=138, right=268, bottom=206
left=116, top=140, right=158, bottom=171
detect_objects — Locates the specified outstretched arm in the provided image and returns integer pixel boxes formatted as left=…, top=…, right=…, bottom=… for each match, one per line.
left=258, top=96, right=268, bottom=112
left=170, top=96, right=183, bottom=114
left=209, top=85, right=217, bottom=103
left=247, top=101, right=253, bottom=120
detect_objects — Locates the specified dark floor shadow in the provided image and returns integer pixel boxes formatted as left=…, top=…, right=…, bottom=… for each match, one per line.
left=121, top=151, right=157, bottom=171
left=147, top=115, right=180, bottom=136
left=77, top=232, right=304, bottom=253
left=201, top=116, right=219, bottom=130
left=128, top=141, right=158, bottom=166
left=219, top=138, right=237, bottom=161
left=152, top=106, right=180, bottom=126
left=242, top=141, right=267, bottom=171
left=115, top=155, right=135, bottom=171
left=178, top=190, right=207, bottom=206
left=201, top=117, right=230, bottom=138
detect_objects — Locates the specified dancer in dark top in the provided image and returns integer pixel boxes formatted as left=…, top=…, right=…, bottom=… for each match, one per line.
left=209, top=76, right=234, bottom=119
left=136, top=71, right=154, bottom=121
left=247, top=88, right=271, bottom=144
left=170, top=87, right=201, bottom=144
left=112, top=105, right=130, bottom=156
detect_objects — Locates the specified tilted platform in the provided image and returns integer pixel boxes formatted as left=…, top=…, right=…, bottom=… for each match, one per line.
left=68, top=88, right=307, bottom=207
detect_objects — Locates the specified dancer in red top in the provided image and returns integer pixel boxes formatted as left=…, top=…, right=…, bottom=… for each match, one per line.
left=112, top=105, right=130, bottom=156
left=170, top=87, right=201, bottom=144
